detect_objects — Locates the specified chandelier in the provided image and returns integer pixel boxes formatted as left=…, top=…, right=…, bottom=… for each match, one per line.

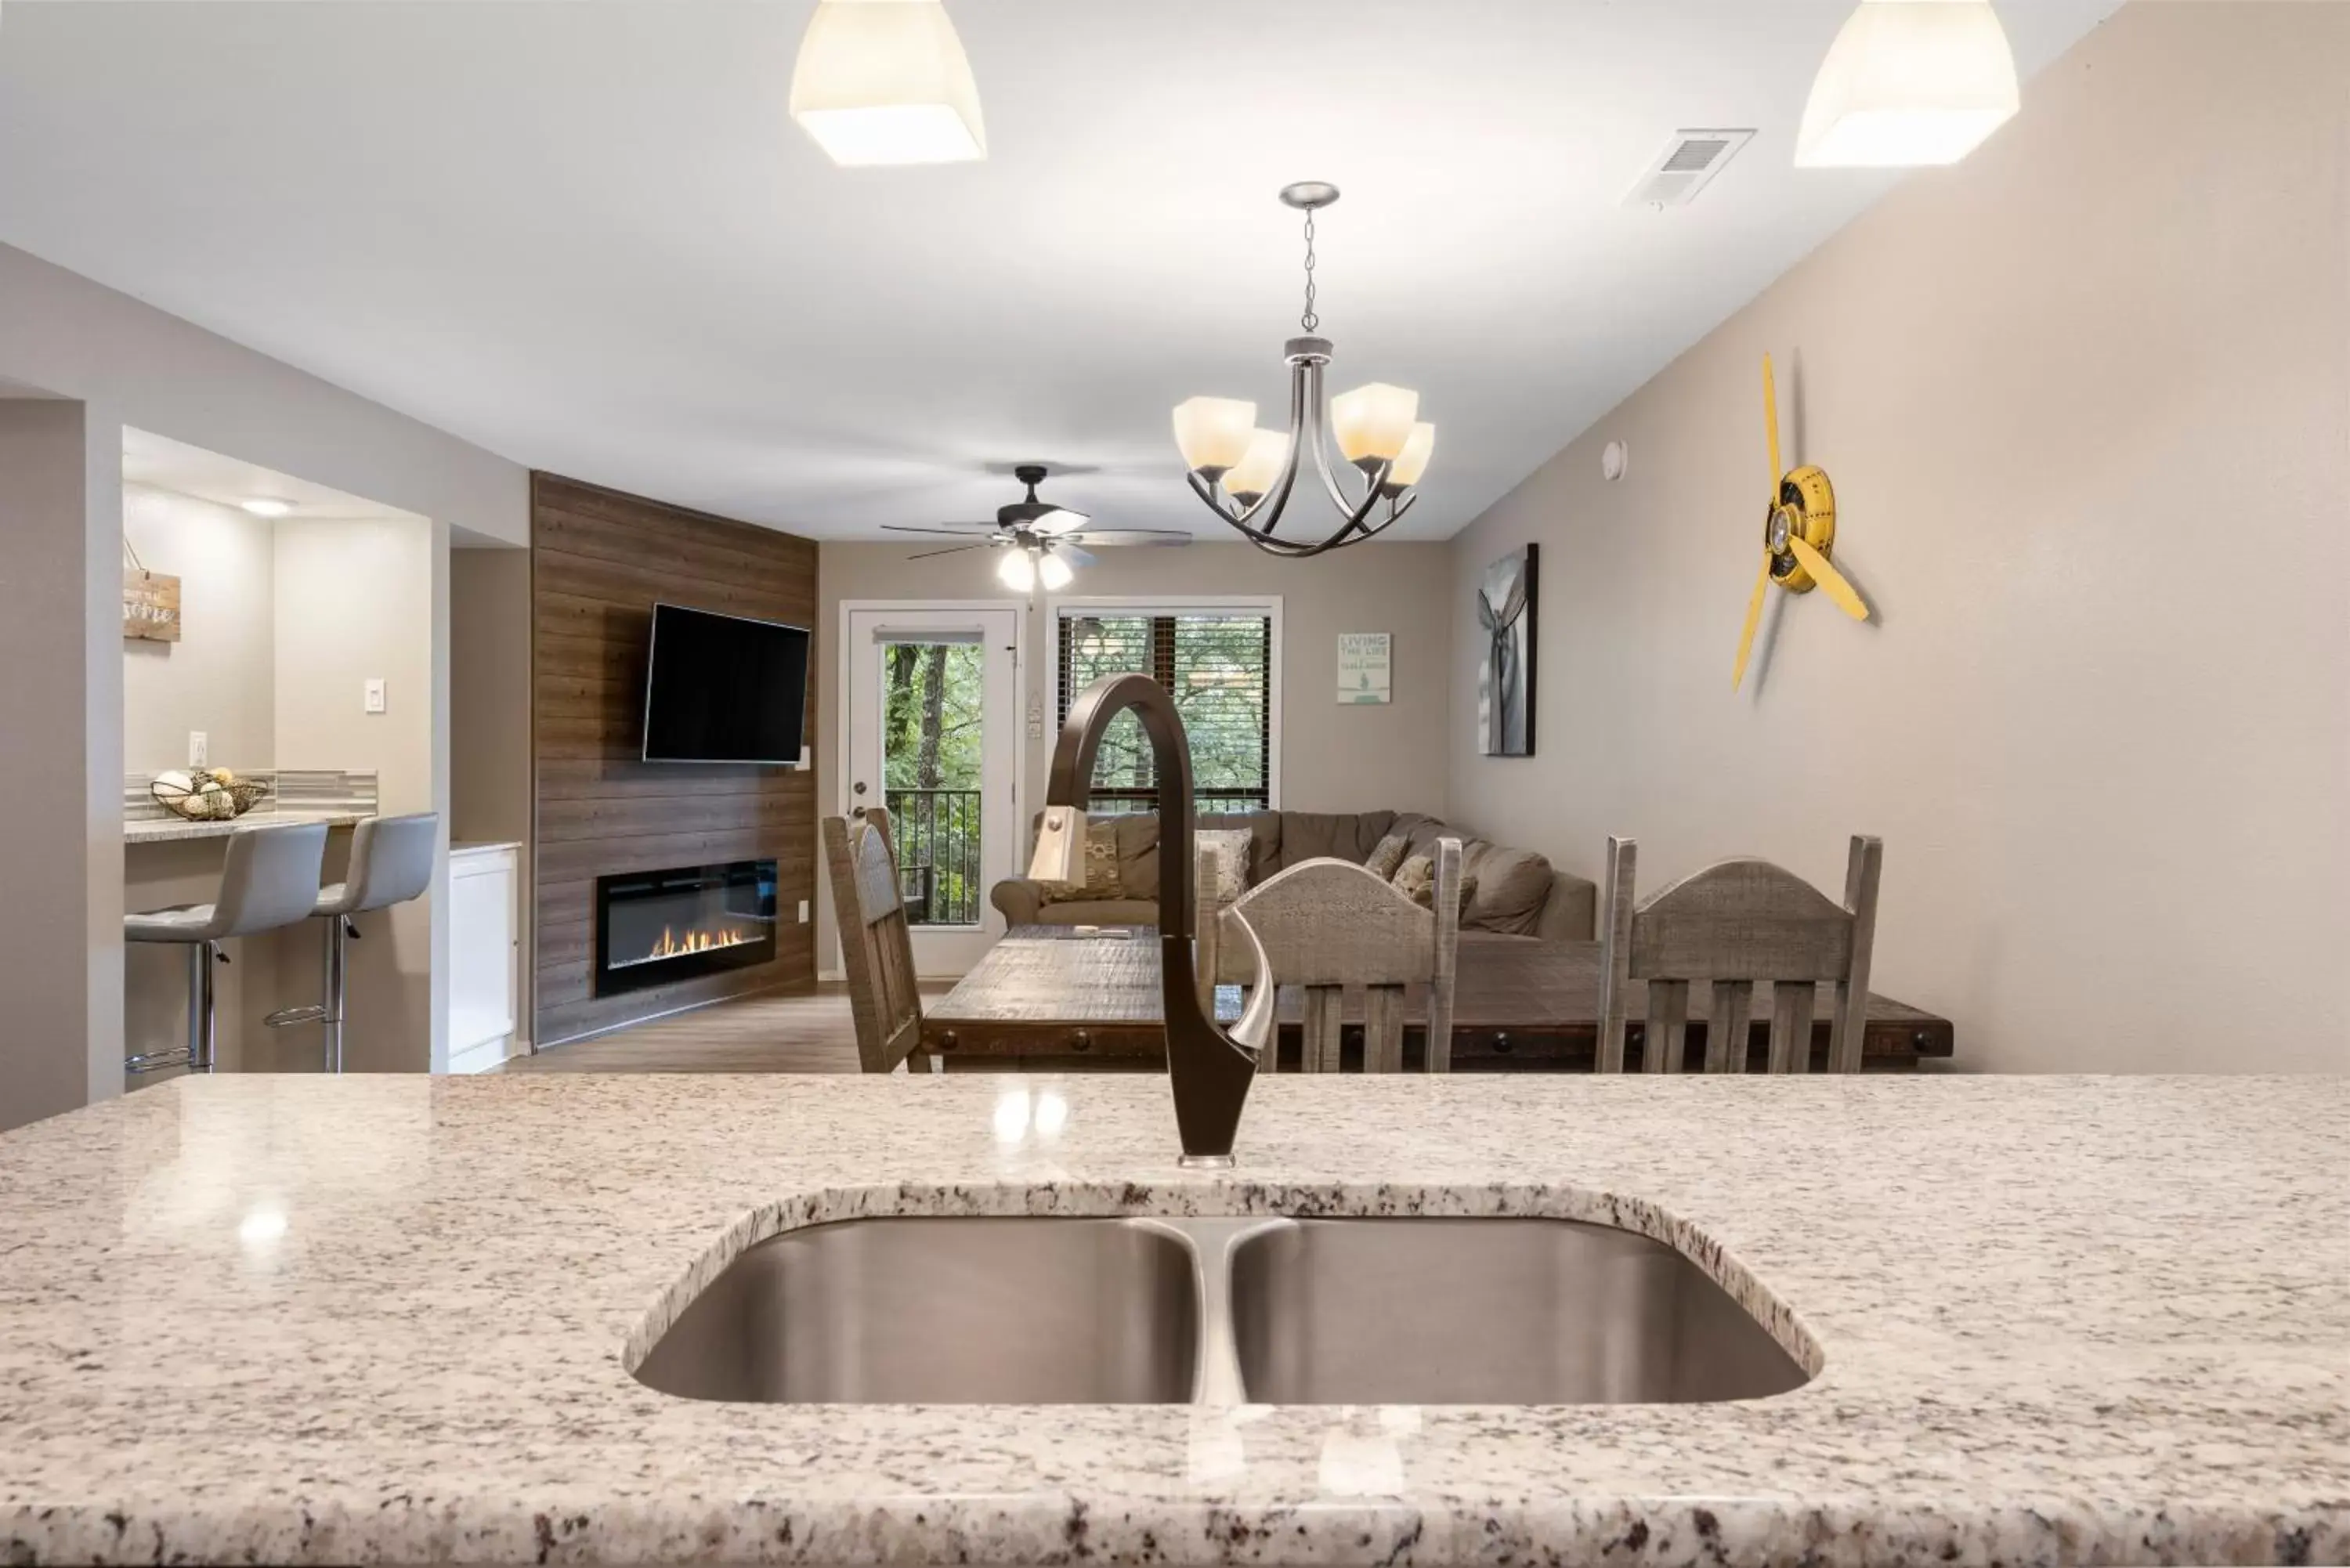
left=1172, top=184, right=1434, bottom=558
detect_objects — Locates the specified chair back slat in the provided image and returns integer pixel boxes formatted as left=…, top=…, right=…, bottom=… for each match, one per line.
left=822, top=811, right=931, bottom=1075
left=1224, top=840, right=1461, bottom=1073
left=1596, top=836, right=1882, bottom=1075
left=1705, top=980, right=1755, bottom=1073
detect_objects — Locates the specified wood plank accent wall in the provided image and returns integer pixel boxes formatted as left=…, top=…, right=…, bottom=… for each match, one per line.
left=531, top=472, right=819, bottom=1046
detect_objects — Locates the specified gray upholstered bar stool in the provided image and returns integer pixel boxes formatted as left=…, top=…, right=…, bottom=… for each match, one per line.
left=266, top=812, right=438, bottom=1072
left=125, top=820, right=331, bottom=1078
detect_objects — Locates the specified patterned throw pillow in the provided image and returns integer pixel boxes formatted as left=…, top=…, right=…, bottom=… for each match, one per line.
left=1039, top=831, right=1123, bottom=905
left=1196, top=829, right=1253, bottom=902
left=1390, top=853, right=1476, bottom=915
left=1362, top=832, right=1412, bottom=882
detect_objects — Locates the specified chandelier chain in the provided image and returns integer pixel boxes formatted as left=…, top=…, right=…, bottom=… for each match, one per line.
left=1299, top=208, right=1319, bottom=334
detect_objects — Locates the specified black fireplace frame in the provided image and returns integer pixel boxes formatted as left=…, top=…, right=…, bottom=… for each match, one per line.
left=593, top=859, right=779, bottom=997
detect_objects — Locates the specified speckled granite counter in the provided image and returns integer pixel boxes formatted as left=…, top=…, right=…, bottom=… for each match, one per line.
left=123, top=809, right=370, bottom=844
left=1, top=1075, right=2342, bottom=1566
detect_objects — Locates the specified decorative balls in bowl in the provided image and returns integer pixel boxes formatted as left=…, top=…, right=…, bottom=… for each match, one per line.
left=152, top=768, right=271, bottom=822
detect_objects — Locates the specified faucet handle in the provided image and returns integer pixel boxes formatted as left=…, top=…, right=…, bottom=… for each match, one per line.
left=1028, top=805, right=1089, bottom=882
left=1223, top=906, right=1276, bottom=1055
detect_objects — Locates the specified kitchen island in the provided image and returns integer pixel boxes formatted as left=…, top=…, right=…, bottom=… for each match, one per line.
left=0, top=1073, right=2341, bottom=1566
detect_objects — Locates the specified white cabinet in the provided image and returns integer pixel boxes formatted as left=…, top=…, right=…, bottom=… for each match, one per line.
left=446, top=842, right=521, bottom=1074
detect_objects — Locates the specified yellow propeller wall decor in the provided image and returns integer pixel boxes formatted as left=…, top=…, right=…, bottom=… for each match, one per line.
left=1732, top=352, right=1871, bottom=691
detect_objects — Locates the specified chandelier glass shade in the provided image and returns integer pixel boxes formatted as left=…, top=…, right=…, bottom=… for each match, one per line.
left=1796, top=0, right=2019, bottom=168
left=790, top=0, right=987, bottom=168
left=1173, top=185, right=1434, bottom=557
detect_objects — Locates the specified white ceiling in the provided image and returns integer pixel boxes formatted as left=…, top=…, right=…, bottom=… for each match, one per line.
left=0, top=1, right=2123, bottom=542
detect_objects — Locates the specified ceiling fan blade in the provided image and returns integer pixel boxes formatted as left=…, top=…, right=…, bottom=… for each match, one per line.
left=1763, top=352, right=1784, bottom=499
left=882, top=523, right=1003, bottom=538
left=1732, top=550, right=1773, bottom=692
left=1056, top=544, right=1098, bottom=569
left=1064, top=528, right=1191, bottom=547
left=906, top=543, right=992, bottom=561
left=1029, top=508, right=1090, bottom=537
left=1784, top=533, right=1870, bottom=622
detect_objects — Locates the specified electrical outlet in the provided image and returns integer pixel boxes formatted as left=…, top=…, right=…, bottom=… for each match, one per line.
left=187, top=731, right=208, bottom=768
left=797, top=899, right=810, bottom=923
left=363, top=678, right=387, bottom=714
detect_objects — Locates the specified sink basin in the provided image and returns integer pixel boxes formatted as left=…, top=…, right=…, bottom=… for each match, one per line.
left=633, top=1212, right=1807, bottom=1407
left=1227, top=1217, right=1808, bottom=1404
left=632, top=1217, right=1199, bottom=1404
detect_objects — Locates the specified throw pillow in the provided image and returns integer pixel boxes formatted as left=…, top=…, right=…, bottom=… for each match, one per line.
left=1392, top=853, right=1476, bottom=916
left=1196, top=828, right=1253, bottom=902
left=1039, top=831, right=1123, bottom=905
left=1362, top=831, right=1412, bottom=882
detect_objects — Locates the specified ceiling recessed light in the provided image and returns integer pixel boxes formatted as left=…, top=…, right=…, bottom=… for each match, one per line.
left=240, top=498, right=293, bottom=518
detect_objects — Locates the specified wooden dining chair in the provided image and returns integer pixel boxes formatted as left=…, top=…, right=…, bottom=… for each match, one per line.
left=821, top=810, right=934, bottom=1075
left=1207, top=839, right=1462, bottom=1072
left=1595, top=836, right=1882, bottom=1074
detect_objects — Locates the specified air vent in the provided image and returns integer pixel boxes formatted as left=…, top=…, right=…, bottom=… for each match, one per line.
left=1624, top=128, right=1755, bottom=210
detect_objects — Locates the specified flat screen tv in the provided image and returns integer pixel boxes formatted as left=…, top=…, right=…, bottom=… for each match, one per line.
left=641, top=604, right=810, bottom=765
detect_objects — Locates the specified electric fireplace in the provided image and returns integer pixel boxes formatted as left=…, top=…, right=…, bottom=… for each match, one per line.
left=594, top=859, right=778, bottom=996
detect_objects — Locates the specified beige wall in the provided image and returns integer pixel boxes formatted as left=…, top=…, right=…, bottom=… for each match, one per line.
left=1447, top=2, right=2350, bottom=1073
left=274, top=517, right=439, bottom=1071
left=121, top=486, right=277, bottom=776
left=450, top=545, right=533, bottom=1043
left=0, top=399, right=115, bottom=1130
left=815, top=540, right=1455, bottom=967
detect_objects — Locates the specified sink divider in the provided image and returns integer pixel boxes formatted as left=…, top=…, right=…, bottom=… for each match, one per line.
left=1128, top=1215, right=1292, bottom=1406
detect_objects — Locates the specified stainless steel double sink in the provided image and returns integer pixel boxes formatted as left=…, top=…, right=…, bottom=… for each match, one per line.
left=631, top=1216, right=1810, bottom=1407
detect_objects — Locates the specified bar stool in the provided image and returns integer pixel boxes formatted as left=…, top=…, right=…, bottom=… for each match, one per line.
left=266, top=812, right=438, bottom=1072
left=125, top=821, right=331, bottom=1078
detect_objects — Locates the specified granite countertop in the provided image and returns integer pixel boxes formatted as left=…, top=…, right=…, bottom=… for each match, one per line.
left=0, top=1075, right=2342, bottom=1567
left=124, top=809, right=371, bottom=844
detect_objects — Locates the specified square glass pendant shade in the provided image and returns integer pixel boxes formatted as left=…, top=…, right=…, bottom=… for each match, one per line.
left=1796, top=0, right=2019, bottom=168
left=790, top=0, right=987, bottom=167
left=1331, top=383, right=1420, bottom=464
left=1388, top=422, right=1437, bottom=489
left=1173, top=397, right=1258, bottom=474
left=1223, top=429, right=1291, bottom=500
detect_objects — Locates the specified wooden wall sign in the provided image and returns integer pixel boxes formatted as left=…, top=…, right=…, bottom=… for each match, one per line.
left=123, top=569, right=181, bottom=642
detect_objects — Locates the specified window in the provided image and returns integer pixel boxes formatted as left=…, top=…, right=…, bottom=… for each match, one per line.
left=1054, top=602, right=1278, bottom=816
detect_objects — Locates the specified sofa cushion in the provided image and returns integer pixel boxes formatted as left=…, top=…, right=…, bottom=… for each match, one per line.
left=1272, top=810, right=1400, bottom=870
left=1392, top=852, right=1476, bottom=915
left=1461, top=842, right=1555, bottom=936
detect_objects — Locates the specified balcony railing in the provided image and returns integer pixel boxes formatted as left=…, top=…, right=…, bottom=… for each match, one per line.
left=884, top=788, right=983, bottom=927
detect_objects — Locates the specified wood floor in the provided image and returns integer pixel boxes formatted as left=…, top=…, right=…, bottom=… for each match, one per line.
left=503, top=981, right=954, bottom=1074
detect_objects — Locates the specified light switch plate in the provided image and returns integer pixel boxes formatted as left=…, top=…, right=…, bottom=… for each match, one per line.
left=364, top=678, right=387, bottom=714
left=188, top=731, right=208, bottom=768
left=797, top=899, right=810, bottom=923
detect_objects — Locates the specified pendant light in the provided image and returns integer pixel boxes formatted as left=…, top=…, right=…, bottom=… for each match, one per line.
left=1173, top=184, right=1434, bottom=558
left=1797, top=0, right=2019, bottom=168
left=790, top=0, right=986, bottom=168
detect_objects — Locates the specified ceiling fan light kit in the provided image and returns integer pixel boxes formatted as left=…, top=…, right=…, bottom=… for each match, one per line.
left=1797, top=0, right=2020, bottom=168
left=881, top=464, right=1191, bottom=591
left=789, top=0, right=987, bottom=168
left=1173, top=184, right=1436, bottom=558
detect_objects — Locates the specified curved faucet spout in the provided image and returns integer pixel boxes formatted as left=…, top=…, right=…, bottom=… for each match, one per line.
left=1033, top=674, right=1260, bottom=1165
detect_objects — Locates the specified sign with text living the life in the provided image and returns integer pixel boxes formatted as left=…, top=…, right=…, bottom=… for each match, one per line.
left=1337, top=631, right=1391, bottom=705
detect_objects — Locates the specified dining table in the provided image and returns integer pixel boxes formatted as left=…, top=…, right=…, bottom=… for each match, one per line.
left=922, top=926, right=1956, bottom=1072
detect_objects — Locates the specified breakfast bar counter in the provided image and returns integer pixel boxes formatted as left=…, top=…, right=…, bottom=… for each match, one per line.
left=0, top=1074, right=2341, bottom=1566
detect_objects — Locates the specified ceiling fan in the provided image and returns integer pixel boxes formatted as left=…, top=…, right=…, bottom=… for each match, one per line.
left=882, top=464, right=1190, bottom=591
left=1732, top=354, right=1871, bottom=692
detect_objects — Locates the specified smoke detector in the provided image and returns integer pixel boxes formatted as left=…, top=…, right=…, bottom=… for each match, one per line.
left=1624, top=128, right=1755, bottom=210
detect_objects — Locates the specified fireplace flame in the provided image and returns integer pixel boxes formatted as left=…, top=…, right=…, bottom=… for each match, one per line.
left=647, top=923, right=760, bottom=960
